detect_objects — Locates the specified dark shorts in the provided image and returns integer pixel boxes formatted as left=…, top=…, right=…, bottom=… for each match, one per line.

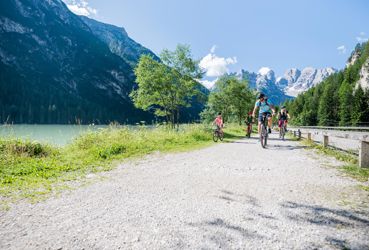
left=278, top=119, right=288, bottom=127
left=258, top=112, right=271, bottom=122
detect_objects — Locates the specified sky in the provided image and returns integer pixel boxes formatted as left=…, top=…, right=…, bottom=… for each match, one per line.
left=63, top=0, right=369, bottom=87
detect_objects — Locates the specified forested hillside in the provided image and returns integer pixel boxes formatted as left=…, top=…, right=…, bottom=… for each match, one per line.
left=0, top=0, right=204, bottom=124
left=285, top=42, right=369, bottom=126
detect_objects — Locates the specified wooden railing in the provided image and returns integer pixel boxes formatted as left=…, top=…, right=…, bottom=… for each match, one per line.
left=289, top=126, right=369, bottom=168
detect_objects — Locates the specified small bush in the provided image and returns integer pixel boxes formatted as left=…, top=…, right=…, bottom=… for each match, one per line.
left=4, top=140, right=52, bottom=157
left=98, top=144, right=126, bottom=159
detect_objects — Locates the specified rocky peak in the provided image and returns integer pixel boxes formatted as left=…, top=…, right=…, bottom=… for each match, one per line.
left=283, top=67, right=336, bottom=97
left=347, top=43, right=365, bottom=67
left=356, top=57, right=369, bottom=91
left=276, top=68, right=301, bottom=89
left=80, top=16, right=158, bottom=68
left=258, top=67, right=275, bottom=82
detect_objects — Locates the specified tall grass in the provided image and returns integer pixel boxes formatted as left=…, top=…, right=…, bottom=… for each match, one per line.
left=0, top=124, right=244, bottom=203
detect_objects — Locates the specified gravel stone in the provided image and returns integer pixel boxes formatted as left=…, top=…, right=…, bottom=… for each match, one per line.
left=1, top=134, right=368, bottom=249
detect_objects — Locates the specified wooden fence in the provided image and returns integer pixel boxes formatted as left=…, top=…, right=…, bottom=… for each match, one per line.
left=289, top=126, right=369, bottom=168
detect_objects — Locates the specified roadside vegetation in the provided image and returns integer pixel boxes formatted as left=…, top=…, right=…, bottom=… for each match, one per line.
left=1, top=43, right=254, bottom=205
left=301, top=139, right=369, bottom=189
left=0, top=124, right=246, bottom=204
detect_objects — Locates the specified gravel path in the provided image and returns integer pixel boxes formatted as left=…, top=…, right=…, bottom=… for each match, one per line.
left=1, top=133, right=369, bottom=249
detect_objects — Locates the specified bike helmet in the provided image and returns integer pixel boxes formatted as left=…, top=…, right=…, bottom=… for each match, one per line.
left=258, top=93, right=265, bottom=99
left=281, top=106, right=286, bottom=109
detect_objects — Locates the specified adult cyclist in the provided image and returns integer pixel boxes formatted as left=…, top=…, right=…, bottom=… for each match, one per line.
left=278, top=106, right=290, bottom=132
left=252, top=93, right=276, bottom=135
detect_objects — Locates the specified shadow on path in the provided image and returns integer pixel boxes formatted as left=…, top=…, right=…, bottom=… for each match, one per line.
left=187, top=218, right=264, bottom=248
left=266, top=145, right=307, bottom=151
left=281, top=201, right=369, bottom=227
left=281, top=201, right=369, bottom=248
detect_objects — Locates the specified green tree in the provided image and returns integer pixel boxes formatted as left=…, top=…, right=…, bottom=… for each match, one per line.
left=351, top=85, right=366, bottom=125
left=317, top=81, right=337, bottom=126
left=227, top=78, right=254, bottom=125
left=338, top=80, right=353, bottom=126
left=362, top=89, right=369, bottom=125
left=160, top=44, right=204, bottom=126
left=131, top=45, right=203, bottom=128
left=201, top=75, right=254, bottom=124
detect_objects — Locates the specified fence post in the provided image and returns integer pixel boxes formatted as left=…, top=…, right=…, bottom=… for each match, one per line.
left=298, top=129, right=301, bottom=140
left=293, top=131, right=296, bottom=137
left=359, top=140, right=369, bottom=168
left=323, top=135, right=329, bottom=148
left=307, top=132, right=312, bottom=141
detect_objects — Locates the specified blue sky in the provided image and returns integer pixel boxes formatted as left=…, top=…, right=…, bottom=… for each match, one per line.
left=64, top=0, right=368, bottom=84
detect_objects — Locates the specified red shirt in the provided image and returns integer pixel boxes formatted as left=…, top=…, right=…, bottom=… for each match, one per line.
left=214, top=116, right=223, bottom=127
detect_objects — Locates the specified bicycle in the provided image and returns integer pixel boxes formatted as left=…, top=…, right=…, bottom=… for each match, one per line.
left=213, top=127, right=224, bottom=142
left=279, top=120, right=287, bottom=140
left=260, top=112, right=269, bottom=148
left=245, top=122, right=252, bottom=138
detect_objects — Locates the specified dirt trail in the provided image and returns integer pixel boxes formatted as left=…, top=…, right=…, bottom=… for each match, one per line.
left=1, top=134, right=368, bottom=249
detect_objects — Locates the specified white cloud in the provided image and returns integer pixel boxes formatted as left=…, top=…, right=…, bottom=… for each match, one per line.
left=199, top=46, right=237, bottom=78
left=337, top=45, right=346, bottom=54
left=63, top=0, right=97, bottom=16
left=199, top=79, right=217, bottom=89
left=356, top=32, right=368, bottom=43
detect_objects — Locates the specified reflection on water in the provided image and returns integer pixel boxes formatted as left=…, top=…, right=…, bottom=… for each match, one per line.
left=0, top=125, right=109, bottom=146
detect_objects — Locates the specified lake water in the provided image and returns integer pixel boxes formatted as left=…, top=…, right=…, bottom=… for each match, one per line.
left=0, top=125, right=109, bottom=146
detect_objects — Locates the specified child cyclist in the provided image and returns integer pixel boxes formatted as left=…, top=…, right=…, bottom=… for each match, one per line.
left=213, top=112, right=224, bottom=135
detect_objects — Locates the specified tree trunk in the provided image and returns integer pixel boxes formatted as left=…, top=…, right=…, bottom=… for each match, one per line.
left=170, top=111, right=175, bottom=129
left=176, top=108, right=180, bottom=129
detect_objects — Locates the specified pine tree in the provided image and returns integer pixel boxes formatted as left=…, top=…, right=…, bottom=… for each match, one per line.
left=361, top=89, right=369, bottom=125
left=338, top=80, right=353, bottom=126
left=351, top=85, right=366, bottom=126
left=318, top=82, right=337, bottom=126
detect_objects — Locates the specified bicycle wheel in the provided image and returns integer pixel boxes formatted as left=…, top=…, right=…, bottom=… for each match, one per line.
left=260, top=125, right=266, bottom=148
left=279, top=127, right=282, bottom=139
left=281, top=126, right=285, bottom=140
left=213, top=131, right=218, bottom=142
left=264, top=128, right=268, bottom=146
left=219, top=131, right=224, bottom=141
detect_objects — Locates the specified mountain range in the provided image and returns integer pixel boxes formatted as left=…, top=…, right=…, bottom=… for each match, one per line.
left=284, top=41, right=369, bottom=126
left=0, top=0, right=203, bottom=124
left=0, top=0, right=341, bottom=124
left=237, top=67, right=337, bottom=104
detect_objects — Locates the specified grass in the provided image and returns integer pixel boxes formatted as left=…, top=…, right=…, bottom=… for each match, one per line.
left=222, top=124, right=248, bottom=141
left=0, top=124, right=245, bottom=203
left=341, top=165, right=369, bottom=182
left=302, top=140, right=358, bottom=164
left=301, top=139, right=369, bottom=186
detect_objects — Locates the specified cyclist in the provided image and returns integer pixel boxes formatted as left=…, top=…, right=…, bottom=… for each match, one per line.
left=245, top=111, right=253, bottom=136
left=213, top=112, right=224, bottom=135
left=278, top=106, right=290, bottom=132
left=252, top=93, right=275, bottom=135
